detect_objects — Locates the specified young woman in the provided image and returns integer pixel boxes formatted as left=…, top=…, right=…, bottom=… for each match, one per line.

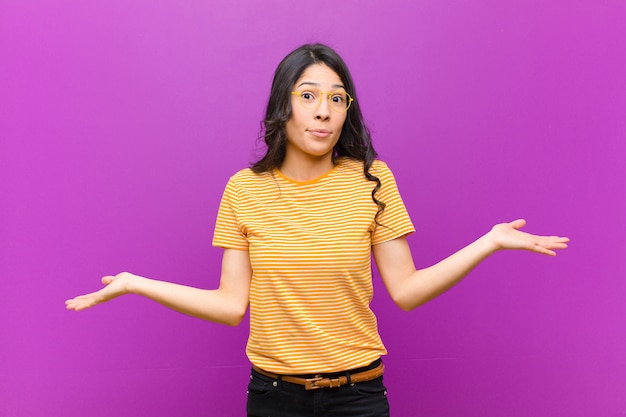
left=66, top=44, right=569, bottom=417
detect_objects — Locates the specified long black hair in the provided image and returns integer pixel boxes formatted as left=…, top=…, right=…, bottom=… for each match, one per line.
left=251, top=43, right=385, bottom=222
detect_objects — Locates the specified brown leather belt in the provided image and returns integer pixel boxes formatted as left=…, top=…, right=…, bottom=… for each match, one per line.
left=252, top=362, right=385, bottom=390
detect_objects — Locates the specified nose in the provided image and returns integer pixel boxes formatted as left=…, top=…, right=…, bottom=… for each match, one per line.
left=314, top=96, right=331, bottom=120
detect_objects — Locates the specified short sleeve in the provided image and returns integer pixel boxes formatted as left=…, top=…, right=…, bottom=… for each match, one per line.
left=212, top=177, right=249, bottom=250
left=370, top=161, right=415, bottom=245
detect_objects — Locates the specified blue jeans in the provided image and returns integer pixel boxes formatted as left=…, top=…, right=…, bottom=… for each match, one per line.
left=246, top=359, right=390, bottom=417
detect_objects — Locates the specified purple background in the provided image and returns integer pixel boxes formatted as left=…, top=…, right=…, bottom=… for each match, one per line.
left=1, top=0, right=625, bottom=416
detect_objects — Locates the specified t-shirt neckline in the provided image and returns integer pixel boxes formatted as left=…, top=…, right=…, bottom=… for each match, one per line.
left=275, top=158, right=344, bottom=186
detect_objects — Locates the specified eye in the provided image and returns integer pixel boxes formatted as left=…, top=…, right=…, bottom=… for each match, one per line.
left=300, top=91, right=317, bottom=102
left=331, top=94, right=345, bottom=104
left=330, top=92, right=348, bottom=107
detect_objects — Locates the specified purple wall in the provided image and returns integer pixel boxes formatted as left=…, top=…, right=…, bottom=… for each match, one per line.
left=1, top=1, right=624, bottom=416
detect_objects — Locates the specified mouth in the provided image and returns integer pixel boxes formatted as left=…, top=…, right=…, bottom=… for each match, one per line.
left=307, top=128, right=332, bottom=138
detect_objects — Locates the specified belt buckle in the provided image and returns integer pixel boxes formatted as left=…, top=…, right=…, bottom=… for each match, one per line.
left=304, top=376, right=325, bottom=390
left=304, top=376, right=343, bottom=390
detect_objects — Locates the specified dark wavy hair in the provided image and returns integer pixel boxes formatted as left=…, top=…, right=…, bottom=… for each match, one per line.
left=251, top=43, right=385, bottom=222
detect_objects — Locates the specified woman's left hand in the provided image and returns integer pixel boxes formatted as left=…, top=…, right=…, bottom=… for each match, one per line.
left=488, top=219, right=569, bottom=256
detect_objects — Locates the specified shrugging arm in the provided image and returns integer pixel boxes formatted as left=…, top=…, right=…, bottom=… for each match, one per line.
left=65, top=249, right=251, bottom=326
left=373, top=219, right=569, bottom=311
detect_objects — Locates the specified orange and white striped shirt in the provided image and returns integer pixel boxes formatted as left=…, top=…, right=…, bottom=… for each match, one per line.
left=213, top=158, right=414, bottom=374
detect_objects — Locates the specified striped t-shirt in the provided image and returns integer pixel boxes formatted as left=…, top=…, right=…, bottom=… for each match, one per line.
left=212, top=157, right=415, bottom=374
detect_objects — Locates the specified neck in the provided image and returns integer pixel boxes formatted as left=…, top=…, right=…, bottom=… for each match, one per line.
left=279, top=154, right=336, bottom=182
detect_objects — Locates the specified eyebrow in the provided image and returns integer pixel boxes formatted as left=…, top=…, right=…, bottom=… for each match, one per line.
left=296, top=81, right=346, bottom=90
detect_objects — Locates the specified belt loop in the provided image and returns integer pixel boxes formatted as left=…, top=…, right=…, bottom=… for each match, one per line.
left=346, top=371, right=352, bottom=385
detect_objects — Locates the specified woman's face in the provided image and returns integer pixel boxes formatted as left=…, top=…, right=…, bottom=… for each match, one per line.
left=284, top=64, right=348, bottom=165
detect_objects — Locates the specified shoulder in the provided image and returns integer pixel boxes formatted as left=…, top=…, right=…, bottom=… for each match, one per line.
left=370, top=159, right=390, bottom=173
left=227, top=168, right=274, bottom=186
left=222, top=168, right=279, bottom=202
left=367, top=159, right=394, bottom=180
left=335, top=158, right=395, bottom=182
left=229, top=167, right=256, bottom=181
left=337, top=157, right=389, bottom=172
left=369, top=160, right=401, bottom=193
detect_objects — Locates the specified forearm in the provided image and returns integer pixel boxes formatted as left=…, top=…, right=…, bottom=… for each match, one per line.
left=66, top=249, right=252, bottom=323
left=393, top=232, right=498, bottom=311
left=376, top=220, right=568, bottom=311
left=125, top=275, right=247, bottom=325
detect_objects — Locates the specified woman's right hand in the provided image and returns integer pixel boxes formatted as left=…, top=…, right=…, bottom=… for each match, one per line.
left=65, top=250, right=252, bottom=324
left=65, top=272, right=134, bottom=311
